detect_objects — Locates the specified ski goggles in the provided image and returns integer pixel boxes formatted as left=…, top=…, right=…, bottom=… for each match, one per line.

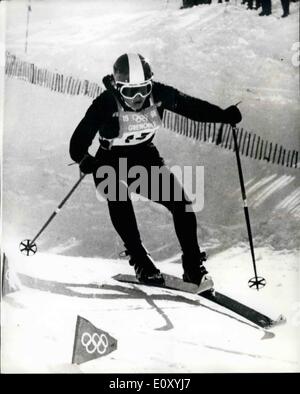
left=117, top=81, right=152, bottom=100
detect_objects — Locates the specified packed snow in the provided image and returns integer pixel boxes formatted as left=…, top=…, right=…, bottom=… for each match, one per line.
left=1, top=0, right=299, bottom=373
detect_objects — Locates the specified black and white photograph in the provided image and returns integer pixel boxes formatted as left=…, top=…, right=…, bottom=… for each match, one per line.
left=0, top=0, right=299, bottom=376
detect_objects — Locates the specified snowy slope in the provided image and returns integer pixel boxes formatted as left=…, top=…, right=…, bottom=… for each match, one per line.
left=1, top=0, right=300, bottom=373
left=2, top=246, right=299, bottom=373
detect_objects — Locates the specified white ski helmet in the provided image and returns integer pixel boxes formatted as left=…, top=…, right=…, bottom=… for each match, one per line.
left=113, top=53, right=153, bottom=85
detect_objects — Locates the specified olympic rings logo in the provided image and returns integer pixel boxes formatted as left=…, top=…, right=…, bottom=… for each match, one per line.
left=81, top=332, right=109, bottom=355
left=132, top=114, right=148, bottom=123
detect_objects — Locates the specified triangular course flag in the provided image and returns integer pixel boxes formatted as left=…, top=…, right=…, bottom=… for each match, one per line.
left=1, top=253, right=21, bottom=297
left=72, top=316, right=117, bottom=364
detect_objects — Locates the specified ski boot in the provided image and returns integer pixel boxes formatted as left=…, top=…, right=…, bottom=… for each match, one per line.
left=182, top=252, right=214, bottom=294
left=122, top=245, right=164, bottom=285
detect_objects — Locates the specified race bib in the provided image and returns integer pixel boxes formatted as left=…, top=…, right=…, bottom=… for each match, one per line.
left=112, top=99, right=162, bottom=146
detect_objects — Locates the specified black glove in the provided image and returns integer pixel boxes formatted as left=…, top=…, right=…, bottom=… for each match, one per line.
left=224, top=105, right=242, bottom=125
left=79, top=154, right=98, bottom=174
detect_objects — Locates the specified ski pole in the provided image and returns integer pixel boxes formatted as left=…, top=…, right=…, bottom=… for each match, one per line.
left=231, top=124, right=266, bottom=290
left=19, top=173, right=86, bottom=256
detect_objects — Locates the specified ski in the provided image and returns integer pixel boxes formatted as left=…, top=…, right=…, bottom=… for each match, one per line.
left=113, top=273, right=286, bottom=329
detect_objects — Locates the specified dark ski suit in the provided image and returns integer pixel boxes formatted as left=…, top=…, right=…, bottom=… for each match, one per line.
left=70, top=77, right=240, bottom=260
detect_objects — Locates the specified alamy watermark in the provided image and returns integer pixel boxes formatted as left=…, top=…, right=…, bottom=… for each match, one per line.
left=95, top=158, right=204, bottom=213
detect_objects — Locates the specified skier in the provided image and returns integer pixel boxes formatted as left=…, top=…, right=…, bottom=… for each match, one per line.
left=69, top=53, right=242, bottom=290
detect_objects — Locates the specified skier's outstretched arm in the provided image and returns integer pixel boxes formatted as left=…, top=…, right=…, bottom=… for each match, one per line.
left=153, top=81, right=242, bottom=124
